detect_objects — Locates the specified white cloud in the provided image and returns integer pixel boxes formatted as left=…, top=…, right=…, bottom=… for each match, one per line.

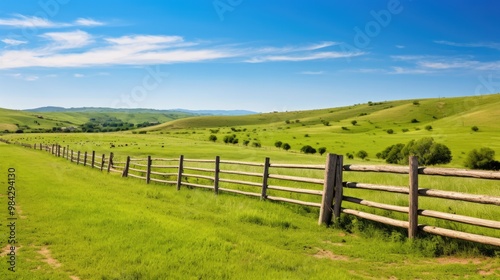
left=0, top=14, right=62, bottom=28
left=74, top=18, right=105, bottom=27
left=299, top=71, right=325, bottom=75
left=74, top=73, right=85, bottom=78
left=389, top=67, right=432, bottom=75
left=395, top=45, right=405, bottom=49
left=246, top=51, right=364, bottom=63
left=1, top=38, right=28, bottom=46
left=40, top=30, right=94, bottom=50
left=434, top=40, right=500, bottom=50
left=25, top=75, right=39, bottom=81
left=6, top=73, right=39, bottom=81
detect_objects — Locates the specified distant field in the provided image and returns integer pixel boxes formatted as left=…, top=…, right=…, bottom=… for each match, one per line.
left=1, top=143, right=499, bottom=279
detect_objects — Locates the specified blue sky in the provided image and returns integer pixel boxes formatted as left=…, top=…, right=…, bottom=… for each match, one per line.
left=0, top=0, right=499, bottom=112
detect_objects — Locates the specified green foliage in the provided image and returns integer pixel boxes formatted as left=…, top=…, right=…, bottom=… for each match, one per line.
left=380, top=138, right=452, bottom=165
left=425, top=125, right=433, bottom=131
left=356, top=150, right=368, bottom=159
left=243, top=140, right=250, bottom=146
left=464, top=147, right=500, bottom=170
left=413, top=100, right=420, bottom=105
left=318, top=147, right=327, bottom=155
left=251, top=141, right=261, bottom=148
left=223, top=134, right=239, bottom=144
left=411, top=119, right=419, bottom=123
left=282, top=143, right=291, bottom=151
left=138, top=131, right=147, bottom=134
left=274, top=141, right=283, bottom=148
left=300, top=145, right=317, bottom=154
left=471, top=126, right=479, bottom=132
left=402, top=128, right=409, bottom=133
left=346, top=153, right=354, bottom=159
left=209, top=135, right=217, bottom=142
left=351, top=120, right=357, bottom=126
left=387, top=129, right=394, bottom=134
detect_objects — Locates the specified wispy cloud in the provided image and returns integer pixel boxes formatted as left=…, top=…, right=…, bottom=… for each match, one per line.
left=0, top=14, right=105, bottom=28
left=1, top=38, right=27, bottom=46
left=74, top=73, right=85, bottom=78
left=389, top=67, right=432, bottom=75
left=40, top=30, right=94, bottom=50
left=389, top=55, right=500, bottom=73
left=299, top=71, right=324, bottom=75
left=7, top=73, right=39, bottom=81
left=434, top=40, right=500, bottom=50
left=246, top=51, right=364, bottom=63
left=395, top=45, right=405, bottom=49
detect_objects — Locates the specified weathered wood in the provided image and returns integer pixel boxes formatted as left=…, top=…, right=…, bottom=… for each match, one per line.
left=333, top=155, right=344, bottom=222
left=150, top=165, right=178, bottom=169
left=261, top=157, right=270, bottom=200
left=176, top=155, right=184, bottom=191
left=146, top=156, right=152, bottom=183
left=100, top=154, right=105, bottom=171
left=128, top=167, right=145, bottom=173
left=319, top=154, right=337, bottom=225
left=344, top=164, right=409, bottom=174
left=218, top=187, right=261, bottom=198
left=107, top=153, right=114, bottom=173
left=66, top=145, right=69, bottom=159
left=83, top=152, right=87, bottom=166
left=128, top=173, right=147, bottom=180
left=420, top=225, right=500, bottom=247
left=269, top=163, right=325, bottom=170
left=418, top=167, right=500, bottom=180
left=131, top=163, right=148, bottom=167
left=57, top=145, right=61, bottom=157
left=267, top=196, right=322, bottom=208
left=77, top=151, right=81, bottom=165
left=409, top=156, right=419, bottom=239
left=62, top=147, right=66, bottom=158
left=219, top=160, right=265, bottom=167
left=214, top=156, right=220, bottom=195
left=419, top=209, right=500, bottom=229
left=418, top=189, right=500, bottom=206
left=343, top=196, right=409, bottom=213
left=122, top=156, right=130, bottom=177
left=219, top=178, right=261, bottom=187
left=342, top=208, right=410, bottom=229
left=267, top=185, right=322, bottom=196
left=344, top=182, right=409, bottom=194
left=150, top=158, right=178, bottom=162
left=91, top=151, right=95, bottom=168
left=70, top=150, right=74, bottom=163
left=268, top=174, right=323, bottom=185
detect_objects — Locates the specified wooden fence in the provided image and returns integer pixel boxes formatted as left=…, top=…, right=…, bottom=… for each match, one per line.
left=4, top=140, right=500, bottom=247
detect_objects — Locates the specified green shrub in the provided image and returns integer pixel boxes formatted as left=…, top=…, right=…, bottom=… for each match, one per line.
left=251, top=142, right=261, bottom=148
left=318, top=147, right=327, bottom=155
left=274, top=141, right=283, bottom=148
left=209, top=135, right=217, bottom=142
left=351, top=120, right=357, bottom=126
left=379, top=138, right=452, bottom=165
left=411, top=119, right=419, bottom=123
left=356, top=150, right=368, bottom=159
left=300, top=145, right=316, bottom=154
left=464, top=148, right=500, bottom=170
left=471, top=126, right=479, bottom=132
left=425, top=125, right=433, bottom=131
left=387, top=129, right=394, bottom=134
left=282, top=143, right=291, bottom=151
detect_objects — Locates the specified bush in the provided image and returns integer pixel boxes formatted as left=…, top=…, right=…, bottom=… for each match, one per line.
left=300, top=145, right=317, bottom=154
left=471, top=126, right=479, bottom=132
left=425, top=125, right=433, bottom=131
left=223, top=134, right=238, bottom=144
left=413, top=100, right=420, bottom=105
left=346, top=153, right=354, bottom=159
left=464, top=148, right=500, bottom=170
left=379, top=138, right=452, bottom=165
left=387, top=129, right=394, bottom=134
left=138, top=131, right=147, bottom=134
left=209, top=135, right=217, bottom=142
left=252, top=142, right=261, bottom=148
left=356, top=150, right=368, bottom=159
left=274, top=141, right=283, bottom=148
left=351, top=120, right=357, bottom=126
left=402, top=128, right=409, bottom=133
left=318, top=147, right=327, bottom=155
left=282, top=143, right=291, bottom=151
left=411, top=119, right=419, bottom=123
left=243, top=140, right=250, bottom=146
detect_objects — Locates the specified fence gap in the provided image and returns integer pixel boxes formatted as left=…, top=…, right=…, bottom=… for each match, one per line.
left=319, top=153, right=337, bottom=225
left=408, top=156, right=419, bottom=238
left=176, top=155, right=184, bottom=190
left=214, top=156, right=220, bottom=195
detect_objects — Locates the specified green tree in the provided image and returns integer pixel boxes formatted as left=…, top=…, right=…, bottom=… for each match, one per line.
left=209, top=135, right=217, bottom=142
left=318, top=147, right=327, bottom=155
left=356, top=150, right=368, bottom=159
left=464, top=148, right=500, bottom=170
left=351, top=120, right=357, bottom=126
left=274, top=141, right=283, bottom=149
left=282, top=143, right=291, bottom=151
left=400, top=137, right=452, bottom=165
left=300, top=145, right=317, bottom=154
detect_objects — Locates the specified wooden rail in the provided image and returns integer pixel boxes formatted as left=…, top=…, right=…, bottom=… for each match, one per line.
left=6, top=139, right=500, bottom=248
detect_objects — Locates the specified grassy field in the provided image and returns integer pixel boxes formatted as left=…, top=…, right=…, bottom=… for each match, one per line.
left=0, top=143, right=499, bottom=279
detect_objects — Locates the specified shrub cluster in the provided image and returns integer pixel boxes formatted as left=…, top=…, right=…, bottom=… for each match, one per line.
left=464, top=148, right=500, bottom=170
left=378, top=138, right=452, bottom=165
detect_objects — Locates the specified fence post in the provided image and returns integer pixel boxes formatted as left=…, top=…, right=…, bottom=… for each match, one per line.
left=84, top=152, right=88, bottom=166
left=176, top=155, right=184, bottom=190
left=40, top=143, right=42, bottom=151
left=122, top=156, right=130, bottom=177
left=66, top=145, right=69, bottom=159
left=319, top=153, right=337, bottom=225
left=333, top=155, right=344, bottom=223
left=101, top=154, right=105, bottom=171
left=146, top=155, right=152, bottom=183
left=261, top=157, right=270, bottom=200
left=214, top=156, right=220, bottom=195
left=57, top=145, right=61, bottom=157
left=77, top=151, right=81, bottom=165
left=71, top=150, right=74, bottom=163
left=91, top=151, right=95, bottom=168
left=408, top=156, right=419, bottom=239
left=107, top=152, right=114, bottom=173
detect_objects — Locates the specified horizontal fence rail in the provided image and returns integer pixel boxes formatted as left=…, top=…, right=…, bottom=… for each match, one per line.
left=3, top=139, right=500, bottom=248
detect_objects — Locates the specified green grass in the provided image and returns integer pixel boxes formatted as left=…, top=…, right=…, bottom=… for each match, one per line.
left=1, top=143, right=499, bottom=279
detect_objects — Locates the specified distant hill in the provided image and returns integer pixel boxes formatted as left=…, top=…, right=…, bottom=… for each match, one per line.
left=25, top=107, right=258, bottom=116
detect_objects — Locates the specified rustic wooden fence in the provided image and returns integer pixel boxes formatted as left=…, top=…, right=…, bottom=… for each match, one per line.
left=4, top=140, right=500, bottom=247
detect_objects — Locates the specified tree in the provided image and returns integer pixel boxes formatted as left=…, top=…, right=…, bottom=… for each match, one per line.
left=318, top=147, right=327, bottom=155
left=223, top=134, right=238, bottom=144
left=387, top=129, right=394, bottom=134
left=356, top=150, right=368, bottom=159
left=464, top=148, right=500, bottom=170
left=209, top=135, right=217, bottom=142
left=282, top=143, right=291, bottom=151
left=351, top=120, right=357, bottom=126
left=471, top=126, right=479, bottom=132
left=274, top=141, right=283, bottom=149
left=425, top=125, right=433, bottom=131
left=400, top=137, right=452, bottom=165
left=243, top=140, right=250, bottom=146
left=301, top=145, right=317, bottom=154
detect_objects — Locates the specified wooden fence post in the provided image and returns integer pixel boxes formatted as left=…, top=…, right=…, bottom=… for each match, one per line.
left=146, top=155, right=152, bottom=183
left=91, top=151, right=95, bottom=168
left=122, top=156, right=130, bottom=177
left=409, top=156, right=419, bottom=239
left=66, top=145, right=69, bottom=159
left=261, top=157, right=270, bottom=200
left=57, top=145, right=61, bottom=157
left=176, top=155, right=184, bottom=190
left=107, top=153, right=114, bottom=173
left=319, top=153, right=337, bottom=225
left=71, top=150, right=74, bottom=163
left=77, top=151, right=81, bottom=165
left=84, top=152, right=88, bottom=166
left=101, top=154, right=105, bottom=171
left=63, top=147, right=66, bottom=158
left=40, top=143, right=42, bottom=150
left=214, top=156, right=220, bottom=195
left=333, top=155, right=344, bottom=223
